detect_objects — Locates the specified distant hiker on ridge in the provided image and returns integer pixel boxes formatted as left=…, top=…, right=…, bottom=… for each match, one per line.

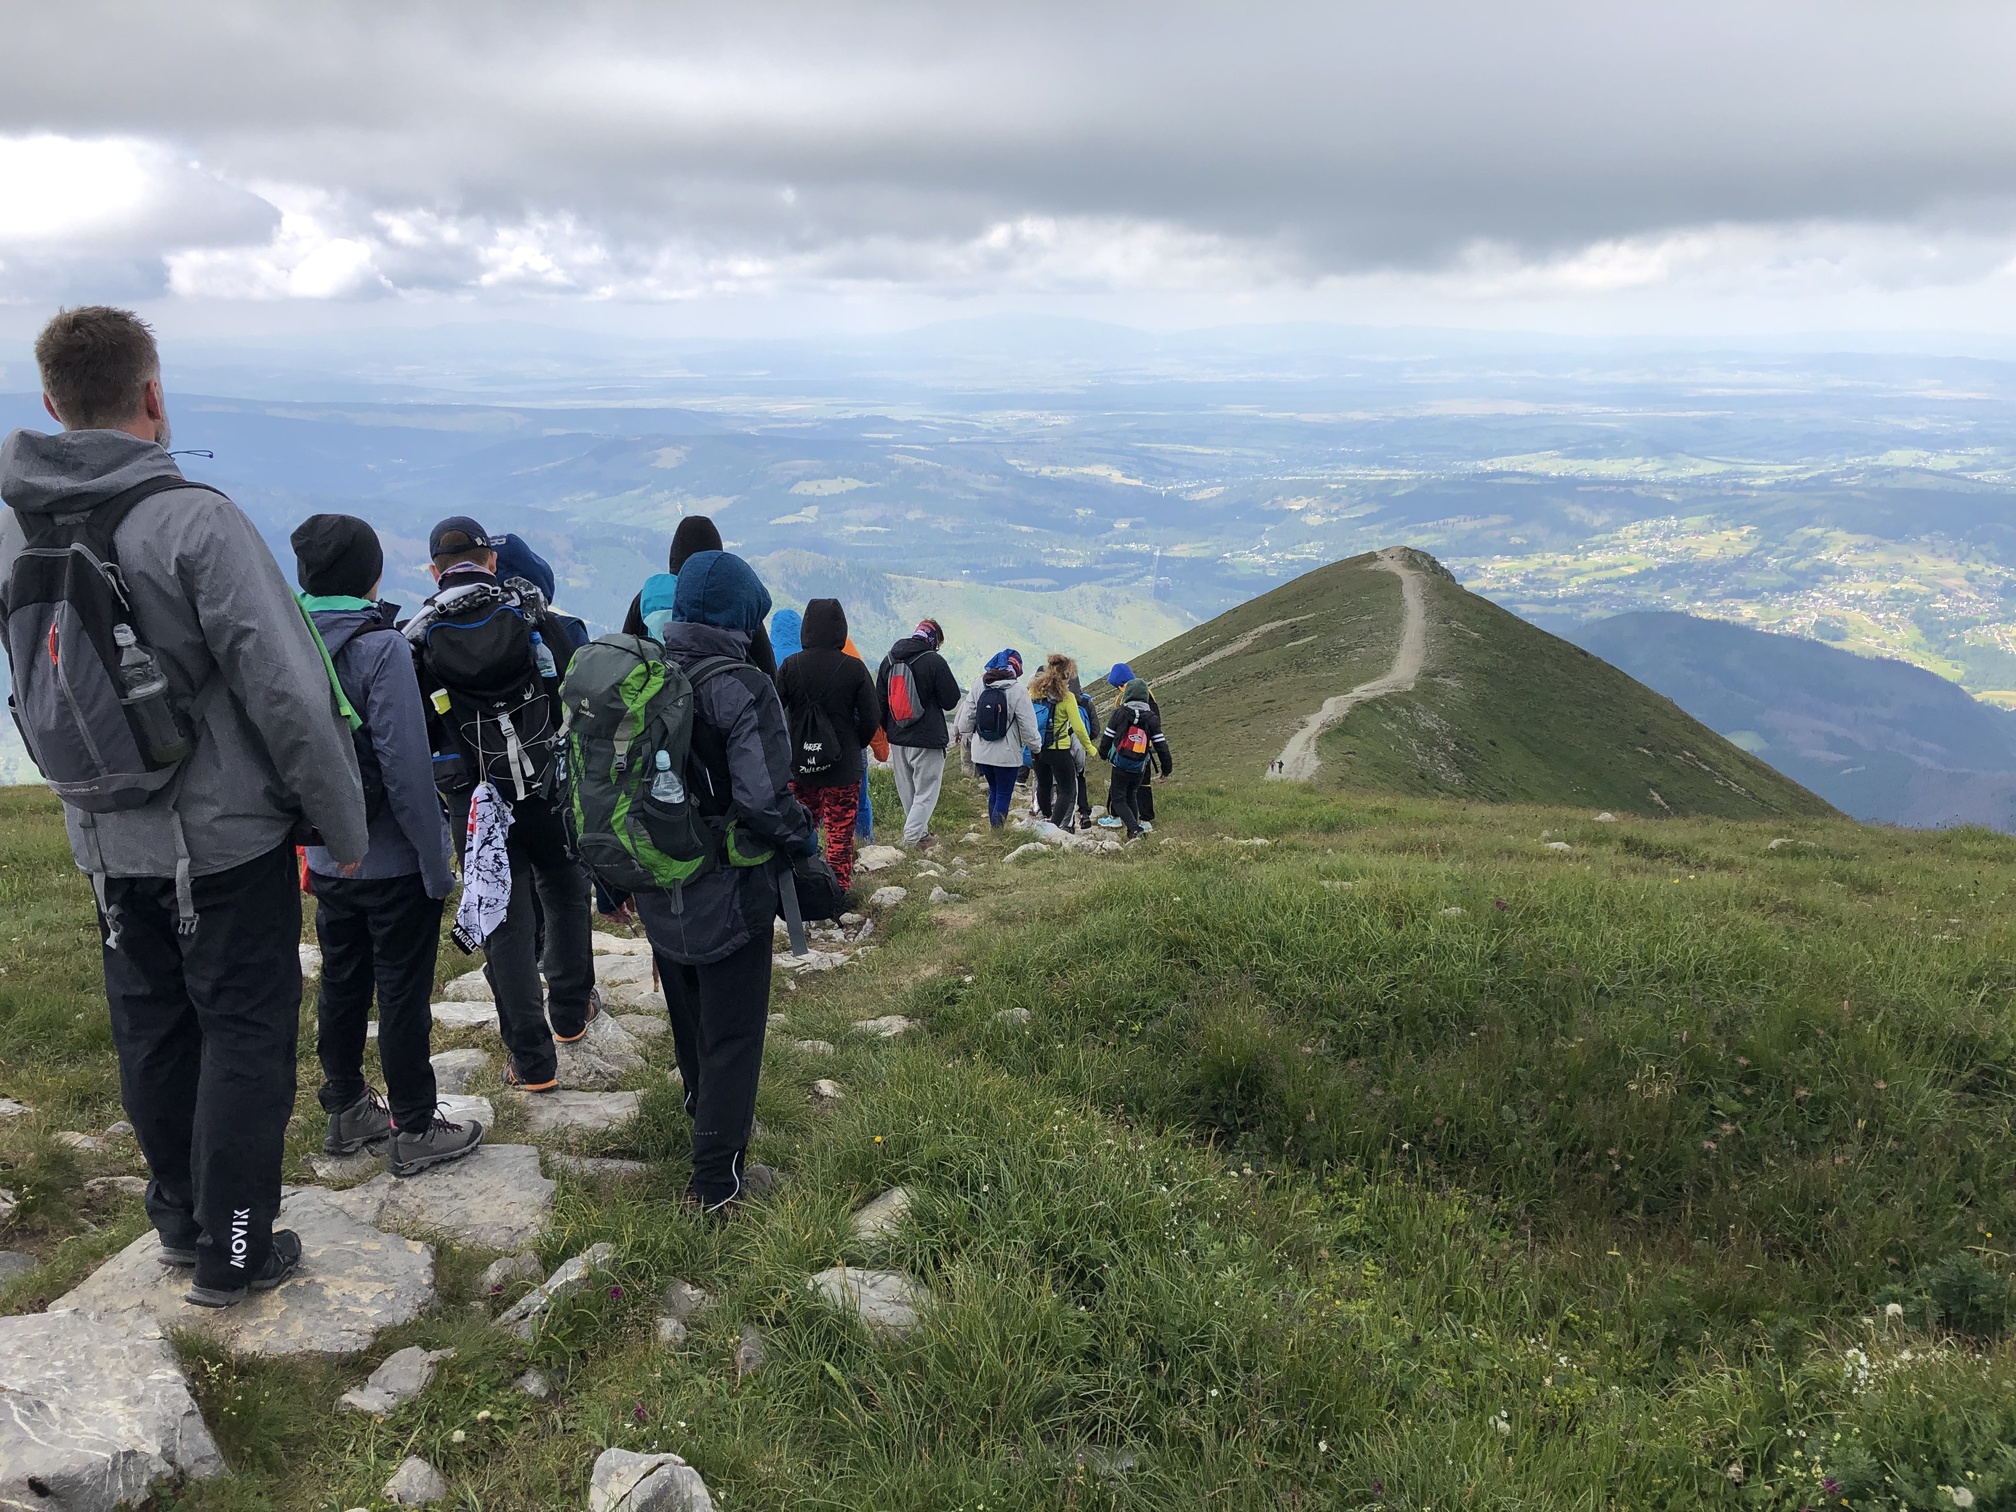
left=292, top=514, right=482, bottom=1179
left=407, top=514, right=598, bottom=1093
left=0, top=306, right=368, bottom=1307
left=876, top=617, right=962, bottom=849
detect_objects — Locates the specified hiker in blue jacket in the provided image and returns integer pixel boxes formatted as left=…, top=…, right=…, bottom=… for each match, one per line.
left=292, top=514, right=482, bottom=1180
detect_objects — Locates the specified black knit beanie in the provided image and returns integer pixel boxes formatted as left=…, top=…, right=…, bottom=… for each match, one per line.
left=291, top=514, right=384, bottom=599
left=668, top=515, right=725, bottom=573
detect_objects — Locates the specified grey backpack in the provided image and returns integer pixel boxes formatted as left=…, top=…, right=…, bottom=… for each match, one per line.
left=2, top=477, right=224, bottom=811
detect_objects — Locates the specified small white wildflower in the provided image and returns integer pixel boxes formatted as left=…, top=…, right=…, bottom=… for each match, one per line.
left=1209, top=1388, right=1220, bottom=1397
left=1725, top=1462, right=1744, bottom=1485
left=451, top=1429, right=466, bottom=1444
left=1318, top=1440, right=1328, bottom=1453
left=1885, top=1301, right=1905, bottom=1319
left=1950, top=1488, right=1976, bottom=1510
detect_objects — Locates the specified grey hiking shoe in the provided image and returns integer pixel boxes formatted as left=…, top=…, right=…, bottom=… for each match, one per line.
left=184, top=1228, right=302, bottom=1308
left=388, top=1111, right=484, bottom=1178
left=323, top=1087, right=392, bottom=1155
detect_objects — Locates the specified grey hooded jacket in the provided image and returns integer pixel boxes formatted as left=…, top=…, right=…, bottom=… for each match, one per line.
left=0, top=428, right=368, bottom=879
left=303, top=605, right=455, bottom=897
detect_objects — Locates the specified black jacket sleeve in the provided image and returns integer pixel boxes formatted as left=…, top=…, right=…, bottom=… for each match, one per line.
left=621, top=591, right=646, bottom=638
left=925, top=650, right=961, bottom=711
left=712, top=667, right=816, bottom=857
left=1148, top=709, right=1173, bottom=776
left=848, top=660, right=880, bottom=748
left=748, top=622, right=776, bottom=679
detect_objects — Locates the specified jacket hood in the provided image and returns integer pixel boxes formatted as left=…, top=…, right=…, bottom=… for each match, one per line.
left=668, top=515, right=725, bottom=573
left=0, top=427, right=182, bottom=514
left=889, top=634, right=935, bottom=663
left=492, top=533, right=556, bottom=602
left=639, top=572, right=679, bottom=617
left=1123, top=678, right=1150, bottom=702
left=672, top=550, right=772, bottom=634
left=771, top=608, right=804, bottom=660
left=659, top=619, right=750, bottom=661
left=309, top=604, right=393, bottom=660
left=801, top=598, right=847, bottom=651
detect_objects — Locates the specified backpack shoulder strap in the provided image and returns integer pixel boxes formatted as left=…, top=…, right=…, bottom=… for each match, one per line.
left=22, top=475, right=226, bottom=557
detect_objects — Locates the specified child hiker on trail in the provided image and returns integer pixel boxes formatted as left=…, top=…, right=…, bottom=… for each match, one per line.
left=956, top=648, right=1039, bottom=828
left=1103, top=660, right=1162, bottom=830
left=1097, top=677, right=1173, bottom=839
left=1029, top=653, right=1095, bottom=830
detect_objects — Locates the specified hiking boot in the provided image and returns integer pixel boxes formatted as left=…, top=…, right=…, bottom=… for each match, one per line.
left=389, top=1111, right=484, bottom=1178
left=915, top=834, right=941, bottom=853
left=156, top=1243, right=198, bottom=1268
left=184, top=1229, right=302, bottom=1308
left=1096, top=815, right=1124, bottom=830
left=323, top=1087, right=392, bottom=1155
left=1138, top=821, right=1154, bottom=833
left=552, top=988, right=603, bottom=1045
left=505, top=1062, right=559, bottom=1093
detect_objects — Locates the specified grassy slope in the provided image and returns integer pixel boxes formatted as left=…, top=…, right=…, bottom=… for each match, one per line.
left=4, top=776, right=2015, bottom=1509
left=1138, top=550, right=1838, bottom=820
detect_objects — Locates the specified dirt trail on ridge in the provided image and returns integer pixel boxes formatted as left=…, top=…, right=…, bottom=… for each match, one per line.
left=1266, top=548, right=1428, bottom=782
left=1158, top=615, right=1313, bottom=686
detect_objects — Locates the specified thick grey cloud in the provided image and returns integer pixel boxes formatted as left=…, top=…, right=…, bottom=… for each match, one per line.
left=2, top=0, right=2013, bottom=298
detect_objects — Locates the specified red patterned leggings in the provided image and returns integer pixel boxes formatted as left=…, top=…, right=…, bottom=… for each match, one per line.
left=791, top=781, right=862, bottom=890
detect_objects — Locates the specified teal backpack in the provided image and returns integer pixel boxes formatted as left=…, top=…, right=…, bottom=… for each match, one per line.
left=559, top=634, right=738, bottom=893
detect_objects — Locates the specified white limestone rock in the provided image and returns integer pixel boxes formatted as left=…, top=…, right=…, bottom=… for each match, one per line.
left=653, top=1315, right=688, bottom=1346
left=588, top=1447, right=716, bottom=1512
left=0, top=1249, right=36, bottom=1282
left=1545, top=840, right=1574, bottom=852
left=55, top=1131, right=105, bottom=1153
left=555, top=1011, right=647, bottom=1089
left=56, top=1188, right=433, bottom=1357
left=514, top=1091, right=641, bottom=1137
left=807, top=1266, right=927, bottom=1336
left=299, top=943, right=321, bottom=978
left=791, top=1039, right=835, bottom=1057
left=494, top=1242, right=616, bottom=1342
left=855, top=845, right=905, bottom=872
left=850, top=1186, right=912, bottom=1241
left=429, top=1047, right=490, bottom=1093
left=773, top=950, right=847, bottom=973
left=439, top=972, right=493, bottom=1002
left=0, top=1309, right=223, bottom=1512
left=383, top=1455, right=449, bottom=1505
left=339, top=1345, right=455, bottom=1416
left=994, top=1007, right=1031, bottom=1026
left=851, top=1015, right=916, bottom=1039
left=477, top=1251, right=543, bottom=1296
left=514, top=1369, right=551, bottom=1398
left=659, top=1279, right=712, bottom=1321
left=1594, top=811, right=1618, bottom=822
left=430, top=1002, right=496, bottom=1031
left=594, top=955, right=655, bottom=987
left=592, top=934, right=653, bottom=956
left=1005, top=842, right=1051, bottom=862
left=613, top=1013, right=668, bottom=1039
left=734, top=1325, right=767, bottom=1378
left=84, top=1175, right=149, bottom=1199
left=328, top=1143, right=551, bottom=1252
left=0, top=1097, right=29, bottom=1118
left=867, top=886, right=907, bottom=909
left=546, top=1155, right=650, bottom=1180
left=927, top=886, right=962, bottom=905
left=810, top=1078, right=843, bottom=1102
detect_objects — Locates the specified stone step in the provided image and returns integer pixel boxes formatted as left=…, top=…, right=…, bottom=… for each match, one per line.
left=328, top=1144, right=552, bottom=1251
left=512, top=1090, right=641, bottom=1136
left=55, top=1188, right=434, bottom=1357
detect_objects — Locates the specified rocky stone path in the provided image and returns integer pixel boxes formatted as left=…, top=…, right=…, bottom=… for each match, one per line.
left=6, top=845, right=969, bottom=1509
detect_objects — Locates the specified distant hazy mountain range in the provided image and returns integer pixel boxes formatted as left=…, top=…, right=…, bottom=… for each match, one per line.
left=1568, top=612, right=2016, bottom=830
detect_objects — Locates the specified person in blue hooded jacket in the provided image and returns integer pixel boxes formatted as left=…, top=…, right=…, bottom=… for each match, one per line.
left=630, top=550, right=817, bottom=1215
left=769, top=607, right=803, bottom=668
left=493, top=532, right=589, bottom=652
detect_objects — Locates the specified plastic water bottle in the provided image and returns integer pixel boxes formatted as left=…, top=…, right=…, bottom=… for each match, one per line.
left=649, top=749, right=685, bottom=804
left=531, top=631, right=557, bottom=680
left=112, top=623, right=190, bottom=765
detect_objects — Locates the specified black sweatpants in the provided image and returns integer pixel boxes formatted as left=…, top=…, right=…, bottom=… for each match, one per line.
left=450, top=791, right=596, bottom=1085
left=631, top=900, right=773, bottom=1203
left=1034, top=749, right=1079, bottom=829
left=1137, top=771, right=1156, bottom=823
left=1106, top=767, right=1148, bottom=836
left=99, top=842, right=301, bottom=1290
left=313, top=871, right=443, bottom=1132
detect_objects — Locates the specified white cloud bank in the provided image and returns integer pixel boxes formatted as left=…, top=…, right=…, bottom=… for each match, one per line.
left=1, top=0, right=2013, bottom=329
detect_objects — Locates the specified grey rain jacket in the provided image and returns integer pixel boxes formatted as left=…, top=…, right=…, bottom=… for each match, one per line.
left=650, top=620, right=817, bottom=965
left=0, top=429, right=368, bottom=887
left=303, top=605, right=455, bottom=897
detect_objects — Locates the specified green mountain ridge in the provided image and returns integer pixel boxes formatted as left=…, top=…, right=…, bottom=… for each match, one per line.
left=1135, top=547, right=1837, bottom=820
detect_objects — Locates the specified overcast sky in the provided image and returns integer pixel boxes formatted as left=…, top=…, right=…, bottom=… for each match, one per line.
left=2, top=1, right=2014, bottom=338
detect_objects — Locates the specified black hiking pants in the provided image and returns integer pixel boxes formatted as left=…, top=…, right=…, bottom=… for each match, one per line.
left=313, top=871, right=443, bottom=1132
left=99, top=842, right=300, bottom=1290
left=1106, top=767, right=1148, bottom=837
left=1034, top=749, right=1079, bottom=829
left=630, top=901, right=772, bottom=1205
left=450, top=791, right=596, bottom=1085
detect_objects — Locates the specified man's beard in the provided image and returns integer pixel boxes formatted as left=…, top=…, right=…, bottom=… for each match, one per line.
left=153, top=411, right=171, bottom=449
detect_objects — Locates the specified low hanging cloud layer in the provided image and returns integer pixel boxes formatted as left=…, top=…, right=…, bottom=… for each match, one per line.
left=2, top=0, right=2013, bottom=312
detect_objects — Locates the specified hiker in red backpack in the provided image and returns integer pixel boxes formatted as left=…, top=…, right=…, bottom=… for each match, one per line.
left=1096, top=678, right=1173, bottom=839
left=875, top=617, right=962, bottom=849
left=956, top=648, right=1040, bottom=828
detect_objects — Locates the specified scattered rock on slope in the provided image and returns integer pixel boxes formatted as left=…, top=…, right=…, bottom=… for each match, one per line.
left=807, top=1266, right=927, bottom=1336
left=851, top=1187, right=912, bottom=1240
left=589, top=1446, right=716, bottom=1512
left=494, top=1243, right=616, bottom=1342
left=329, top=1143, right=552, bottom=1251
left=338, top=1346, right=455, bottom=1416
left=382, top=1455, right=449, bottom=1506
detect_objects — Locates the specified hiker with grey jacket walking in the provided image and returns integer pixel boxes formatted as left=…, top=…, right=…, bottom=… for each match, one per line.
left=293, top=514, right=482, bottom=1179
left=0, top=307, right=367, bottom=1307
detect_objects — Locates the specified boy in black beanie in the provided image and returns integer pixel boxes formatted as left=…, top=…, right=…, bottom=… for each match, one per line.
left=292, top=513, right=483, bottom=1177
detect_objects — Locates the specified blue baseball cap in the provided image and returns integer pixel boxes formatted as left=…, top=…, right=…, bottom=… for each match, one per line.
left=428, top=515, right=495, bottom=560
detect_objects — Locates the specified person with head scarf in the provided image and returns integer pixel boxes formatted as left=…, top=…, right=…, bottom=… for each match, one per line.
left=625, top=549, right=816, bottom=1216
left=769, top=607, right=803, bottom=667
left=874, top=616, right=964, bottom=848
left=774, top=599, right=878, bottom=890
left=955, top=648, right=1040, bottom=828
left=621, top=516, right=776, bottom=676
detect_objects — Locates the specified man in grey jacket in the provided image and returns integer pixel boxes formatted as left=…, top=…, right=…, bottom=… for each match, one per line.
left=0, top=307, right=368, bottom=1307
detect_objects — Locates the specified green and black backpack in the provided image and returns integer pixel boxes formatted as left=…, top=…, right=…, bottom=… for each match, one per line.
left=559, top=634, right=741, bottom=893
